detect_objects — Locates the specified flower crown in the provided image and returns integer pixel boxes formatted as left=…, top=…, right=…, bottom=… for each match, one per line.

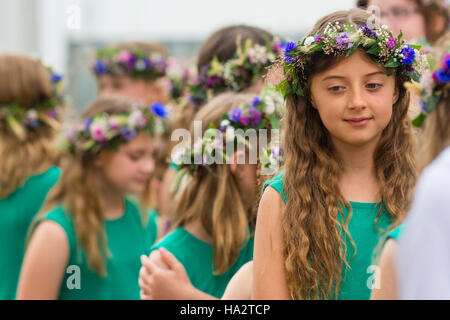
left=187, top=37, right=284, bottom=106
left=164, top=58, right=193, bottom=103
left=276, top=22, right=428, bottom=98
left=172, top=85, right=284, bottom=177
left=62, top=102, right=169, bottom=155
left=407, top=52, right=450, bottom=127
left=93, top=47, right=168, bottom=81
left=0, top=68, right=64, bottom=139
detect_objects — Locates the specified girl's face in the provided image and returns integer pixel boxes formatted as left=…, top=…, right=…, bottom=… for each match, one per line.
left=368, top=0, right=426, bottom=41
left=97, top=132, right=156, bottom=195
left=98, top=75, right=166, bottom=105
left=310, top=50, right=398, bottom=148
left=233, top=164, right=257, bottom=210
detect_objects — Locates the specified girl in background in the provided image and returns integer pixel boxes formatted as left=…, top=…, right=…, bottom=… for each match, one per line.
left=0, top=54, right=63, bottom=300
left=17, top=96, right=167, bottom=299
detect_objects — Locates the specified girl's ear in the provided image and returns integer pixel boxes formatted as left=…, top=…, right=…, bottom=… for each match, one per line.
left=393, top=86, right=400, bottom=105
left=310, top=93, right=317, bottom=110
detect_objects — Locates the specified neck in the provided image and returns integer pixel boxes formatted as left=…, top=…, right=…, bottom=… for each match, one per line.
left=97, top=175, right=125, bottom=220
left=183, top=219, right=212, bottom=244
left=332, top=135, right=381, bottom=203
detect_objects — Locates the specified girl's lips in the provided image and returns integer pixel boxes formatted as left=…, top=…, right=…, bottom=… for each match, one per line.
left=344, top=117, right=372, bottom=127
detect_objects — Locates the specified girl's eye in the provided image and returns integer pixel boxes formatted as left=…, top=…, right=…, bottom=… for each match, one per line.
left=328, top=86, right=345, bottom=92
left=366, top=83, right=383, bottom=90
left=128, top=154, right=141, bottom=161
left=113, top=82, right=124, bottom=90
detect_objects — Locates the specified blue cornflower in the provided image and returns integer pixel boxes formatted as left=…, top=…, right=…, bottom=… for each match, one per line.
left=51, top=73, right=63, bottom=83
left=283, top=42, right=297, bottom=64
left=252, top=96, right=261, bottom=106
left=400, top=45, right=416, bottom=65
left=150, top=102, right=168, bottom=118
left=228, top=108, right=242, bottom=123
left=94, top=59, right=107, bottom=74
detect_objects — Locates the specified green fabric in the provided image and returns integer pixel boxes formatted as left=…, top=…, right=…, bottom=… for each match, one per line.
left=152, top=227, right=254, bottom=298
left=386, top=224, right=406, bottom=242
left=0, top=166, right=61, bottom=300
left=39, top=198, right=158, bottom=300
left=263, top=172, right=393, bottom=300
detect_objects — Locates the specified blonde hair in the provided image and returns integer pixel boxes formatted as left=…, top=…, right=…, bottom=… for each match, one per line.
left=418, top=37, right=450, bottom=171
left=0, top=54, right=60, bottom=198
left=32, top=96, right=152, bottom=276
left=280, top=9, right=417, bottom=299
left=173, top=92, right=258, bottom=274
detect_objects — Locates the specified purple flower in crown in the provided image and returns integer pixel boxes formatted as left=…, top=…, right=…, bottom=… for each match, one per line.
left=84, top=117, right=93, bottom=131
left=150, top=102, right=168, bottom=118
left=240, top=115, right=249, bottom=126
left=386, top=38, right=397, bottom=50
left=94, top=59, right=107, bottom=74
left=205, top=76, right=223, bottom=88
left=248, top=107, right=262, bottom=127
left=252, top=96, right=261, bottom=106
left=118, top=50, right=137, bottom=69
left=361, top=25, right=378, bottom=39
left=314, top=33, right=324, bottom=44
left=336, top=33, right=353, bottom=50
left=120, top=128, right=137, bottom=141
left=405, top=65, right=415, bottom=72
left=228, top=108, right=242, bottom=123
left=155, top=59, right=168, bottom=73
left=400, top=45, right=415, bottom=65
left=47, top=109, right=57, bottom=119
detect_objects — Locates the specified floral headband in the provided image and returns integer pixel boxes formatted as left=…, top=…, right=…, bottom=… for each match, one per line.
left=61, top=102, right=169, bottom=155
left=187, top=37, right=284, bottom=106
left=0, top=68, right=64, bottom=139
left=277, top=22, right=428, bottom=98
left=172, top=85, right=284, bottom=177
left=163, top=58, right=193, bottom=103
left=93, top=47, right=168, bottom=81
left=407, top=52, right=450, bottom=127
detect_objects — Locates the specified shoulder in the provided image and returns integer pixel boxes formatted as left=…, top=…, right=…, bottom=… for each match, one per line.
left=35, top=206, right=75, bottom=250
left=30, top=166, right=61, bottom=189
left=152, top=227, right=187, bottom=251
left=386, top=224, right=407, bottom=242
left=262, top=172, right=286, bottom=203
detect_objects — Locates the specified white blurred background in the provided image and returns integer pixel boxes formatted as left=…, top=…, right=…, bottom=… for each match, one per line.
left=0, top=0, right=356, bottom=109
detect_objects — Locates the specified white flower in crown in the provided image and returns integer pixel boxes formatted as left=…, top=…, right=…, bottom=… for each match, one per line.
left=304, top=36, right=315, bottom=46
left=264, top=96, right=276, bottom=115
left=171, top=145, right=187, bottom=165
left=26, top=110, right=38, bottom=121
left=135, top=59, right=147, bottom=71
left=128, top=109, right=147, bottom=129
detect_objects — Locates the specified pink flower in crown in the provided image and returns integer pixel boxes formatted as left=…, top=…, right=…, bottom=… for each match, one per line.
left=128, top=109, right=148, bottom=129
left=240, top=115, right=249, bottom=126
left=386, top=38, right=397, bottom=50
left=118, top=50, right=133, bottom=63
left=90, top=121, right=108, bottom=142
left=66, top=127, right=78, bottom=141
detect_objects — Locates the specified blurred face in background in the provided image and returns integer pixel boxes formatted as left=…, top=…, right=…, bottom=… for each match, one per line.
left=98, top=75, right=167, bottom=105
left=368, top=0, right=426, bottom=41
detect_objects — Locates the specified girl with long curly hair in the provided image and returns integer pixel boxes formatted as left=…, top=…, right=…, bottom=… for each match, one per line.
left=254, top=8, right=421, bottom=300
left=17, top=96, right=165, bottom=299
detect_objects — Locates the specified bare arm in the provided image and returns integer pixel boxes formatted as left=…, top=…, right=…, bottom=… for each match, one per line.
left=370, top=239, right=398, bottom=300
left=253, top=187, right=290, bottom=299
left=221, top=261, right=253, bottom=300
left=16, top=221, right=69, bottom=300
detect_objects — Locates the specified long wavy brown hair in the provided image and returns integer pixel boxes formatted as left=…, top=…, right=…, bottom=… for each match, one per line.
left=281, top=9, right=417, bottom=299
left=30, top=97, right=152, bottom=276
left=173, top=92, right=261, bottom=274
left=0, top=54, right=61, bottom=198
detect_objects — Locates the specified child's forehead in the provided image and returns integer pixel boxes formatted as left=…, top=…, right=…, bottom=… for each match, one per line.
left=315, top=50, right=387, bottom=79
